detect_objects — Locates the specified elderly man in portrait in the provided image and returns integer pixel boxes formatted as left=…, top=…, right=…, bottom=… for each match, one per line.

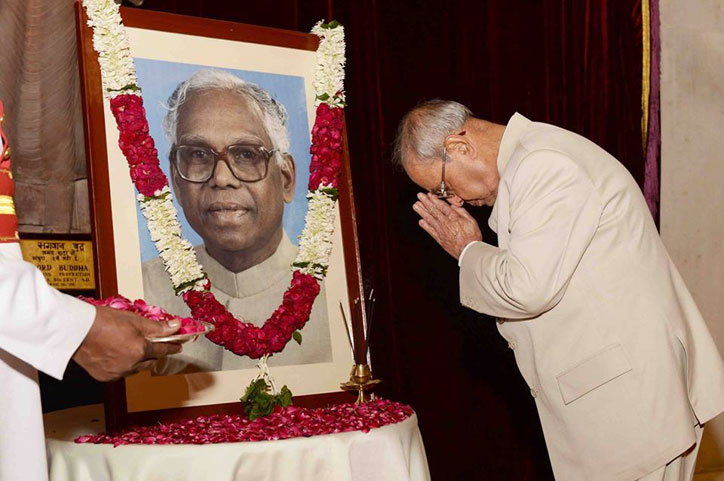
left=143, top=69, right=331, bottom=373
left=396, top=100, right=724, bottom=481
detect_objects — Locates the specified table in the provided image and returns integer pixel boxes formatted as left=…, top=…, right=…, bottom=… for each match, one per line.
left=44, top=404, right=431, bottom=481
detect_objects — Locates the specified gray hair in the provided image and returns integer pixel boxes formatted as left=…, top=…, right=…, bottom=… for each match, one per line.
left=163, top=69, right=290, bottom=164
left=392, top=99, right=473, bottom=167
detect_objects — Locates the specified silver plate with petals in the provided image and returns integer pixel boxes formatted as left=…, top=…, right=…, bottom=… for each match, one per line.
left=147, top=321, right=215, bottom=344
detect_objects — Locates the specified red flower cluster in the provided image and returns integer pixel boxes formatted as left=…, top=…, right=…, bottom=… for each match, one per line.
left=110, top=94, right=168, bottom=197
left=75, top=399, right=414, bottom=446
left=184, top=271, right=320, bottom=358
left=308, top=102, right=344, bottom=190
left=82, top=295, right=205, bottom=334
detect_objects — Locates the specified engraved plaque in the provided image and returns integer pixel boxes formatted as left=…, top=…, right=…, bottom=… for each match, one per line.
left=20, top=239, right=96, bottom=290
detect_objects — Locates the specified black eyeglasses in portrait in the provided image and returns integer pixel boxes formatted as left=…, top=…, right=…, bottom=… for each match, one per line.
left=171, top=144, right=279, bottom=183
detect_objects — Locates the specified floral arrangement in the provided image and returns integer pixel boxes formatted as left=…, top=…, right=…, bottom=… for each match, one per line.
left=241, top=378, right=293, bottom=421
left=82, top=295, right=207, bottom=334
left=76, top=399, right=413, bottom=446
left=81, top=0, right=347, bottom=359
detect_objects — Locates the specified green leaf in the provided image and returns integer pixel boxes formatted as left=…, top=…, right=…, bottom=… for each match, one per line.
left=293, top=331, right=303, bottom=345
left=173, top=275, right=207, bottom=295
left=316, top=93, right=330, bottom=102
left=241, top=378, right=267, bottom=403
left=303, top=264, right=328, bottom=277
left=139, top=191, right=167, bottom=203
left=256, top=392, right=275, bottom=410
left=106, top=83, right=141, bottom=93
left=244, top=387, right=276, bottom=420
left=319, top=187, right=339, bottom=201
left=279, top=386, right=293, bottom=407
left=240, top=378, right=295, bottom=420
left=322, top=20, right=340, bottom=29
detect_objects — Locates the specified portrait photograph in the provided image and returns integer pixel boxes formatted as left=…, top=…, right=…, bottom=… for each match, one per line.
left=135, top=60, right=333, bottom=375
left=85, top=20, right=356, bottom=413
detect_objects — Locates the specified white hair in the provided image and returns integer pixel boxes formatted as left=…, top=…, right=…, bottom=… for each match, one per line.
left=393, top=99, right=473, bottom=166
left=163, top=69, right=290, bottom=164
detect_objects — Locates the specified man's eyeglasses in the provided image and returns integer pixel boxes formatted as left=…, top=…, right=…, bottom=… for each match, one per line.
left=171, top=144, right=278, bottom=183
left=432, top=146, right=455, bottom=199
left=432, top=130, right=465, bottom=199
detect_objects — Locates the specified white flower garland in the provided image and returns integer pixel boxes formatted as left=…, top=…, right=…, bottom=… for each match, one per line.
left=138, top=188, right=206, bottom=291
left=83, top=0, right=139, bottom=96
left=294, top=187, right=338, bottom=278
left=311, top=21, right=347, bottom=107
left=83, top=2, right=346, bottom=294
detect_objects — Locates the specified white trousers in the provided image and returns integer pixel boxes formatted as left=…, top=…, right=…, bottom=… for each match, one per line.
left=638, top=424, right=704, bottom=481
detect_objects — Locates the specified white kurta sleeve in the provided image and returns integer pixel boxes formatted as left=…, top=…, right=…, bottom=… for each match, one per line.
left=459, top=150, right=603, bottom=319
left=0, top=243, right=95, bottom=380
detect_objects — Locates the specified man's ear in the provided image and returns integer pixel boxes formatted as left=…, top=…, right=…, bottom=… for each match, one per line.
left=279, top=153, right=296, bottom=204
left=169, top=161, right=185, bottom=208
left=443, top=132, right=475, bottom=160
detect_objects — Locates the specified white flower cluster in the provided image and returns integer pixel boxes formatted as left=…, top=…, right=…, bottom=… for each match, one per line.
left=311, top=21, right=346, bottom=106
left=294, top=188, right=338, bottom=278
left=83, top=0, right=139, bottom=98
left=138, top=187, right=206, bottom=292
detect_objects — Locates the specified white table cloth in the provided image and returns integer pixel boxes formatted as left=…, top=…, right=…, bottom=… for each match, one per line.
left=44, top=404, right=431, bottom=481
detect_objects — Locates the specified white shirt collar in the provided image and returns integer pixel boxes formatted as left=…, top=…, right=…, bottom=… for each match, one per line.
left=496, top=112, right=532, bottom=176
left=196, top=231, right=296, bottom=298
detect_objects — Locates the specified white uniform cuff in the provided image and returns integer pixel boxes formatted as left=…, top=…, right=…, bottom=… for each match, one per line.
left=458, top=241, right=481, bottom=266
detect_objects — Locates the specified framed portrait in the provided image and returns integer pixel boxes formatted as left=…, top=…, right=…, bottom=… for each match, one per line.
left=76, top=5, right=367, bottom=430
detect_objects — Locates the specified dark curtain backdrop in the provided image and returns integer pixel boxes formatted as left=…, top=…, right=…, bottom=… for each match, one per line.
left=43, top=1, right=643, bottom=480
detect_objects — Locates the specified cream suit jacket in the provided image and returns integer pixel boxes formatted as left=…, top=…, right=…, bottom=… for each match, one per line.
left=459, top=114, right=724, bottom=480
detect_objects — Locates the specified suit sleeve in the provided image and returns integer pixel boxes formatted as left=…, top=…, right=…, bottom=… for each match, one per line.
left=459, top=150, right=603, bottom=319
left=0, top=243, right=95, bottom=379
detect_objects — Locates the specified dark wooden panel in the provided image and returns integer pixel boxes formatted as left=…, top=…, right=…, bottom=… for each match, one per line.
left=120, top=7, right=318, bottom=51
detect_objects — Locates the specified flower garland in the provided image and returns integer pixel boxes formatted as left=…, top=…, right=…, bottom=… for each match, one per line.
left=76, top=399, right=413, bottom=446
left=82, top=0, right=346, bottom=359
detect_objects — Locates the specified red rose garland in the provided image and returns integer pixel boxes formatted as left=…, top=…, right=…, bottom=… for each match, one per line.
left=184, top=272, right=320, bottom=358
left=108, top=96, right=343, bottom=359
left=112, top=95, right=168, bottom=196
left=308, top=102, right=344, bottom=190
